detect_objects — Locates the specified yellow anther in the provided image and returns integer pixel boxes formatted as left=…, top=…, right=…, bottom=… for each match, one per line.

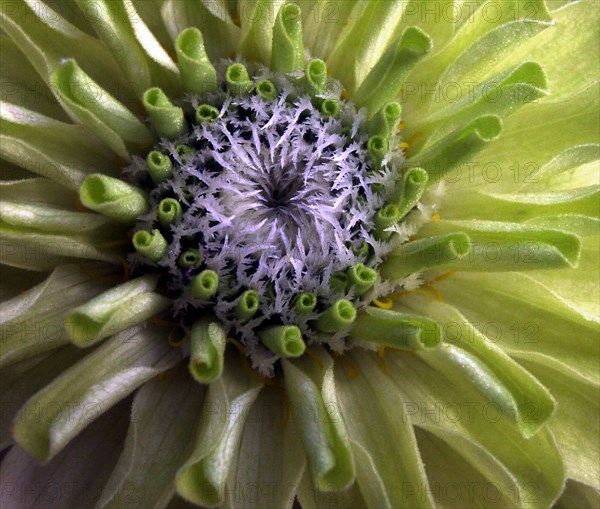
left=333, top=352, right=359, bottom=379
left=341, top=90, right=351, bottom=101
left=398, top=142, right=410, bottom=149
left=431, top=213, right=441, bottom=222
left=377, top=346, right=389, bottom=376
left=168, top=326, right=186, bottom=348
left=305, top=347, right=325, bottom=371
left=74, top=192, right=86, bottom=212
left=78, top=262, right=119, bottom=283
left=433, top=271, right=455, bottom=282
left=151, top=317, right=179, bottom=328
left=424, top=283, right=444, bottom=302
left=391, top=288, right=434, bottom=302
left=227, top=337, right=270, bottom=383
left=397, top=121, right=406, bottom=129
left=372, top=298, right=393, bottom=310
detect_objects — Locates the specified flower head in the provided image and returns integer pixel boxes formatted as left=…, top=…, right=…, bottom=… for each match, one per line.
left=0, top=1, right=598, bottom=508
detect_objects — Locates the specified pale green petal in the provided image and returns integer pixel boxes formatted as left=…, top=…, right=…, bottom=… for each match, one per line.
left=0, top=0, right=135, bottom=106
left=97, top=375, right=206, bottom=509
left=176, top=354, right=263, bottom=507
left=1, top=346, right=90, bottom=450
left=0, top=265, right=46, bottom=301
left=237, top=0, right=285, bottom=65
left=297, top=470, right=368, bottom=509
left=299, top=0, right=360, bottom=61
left=488, top=0, right=600, bottom=100
left=0, top=223, right=119, bottom=271
left=387, top=352, right=565, bottom=509
left=65, top=275, right=170, bottom=346
left=282, top=348, right=355, bottom=493
left=411, top=62, right=549, bottom=147
left=429, top=271, right=600, bottom=384
left=414, top=427, right=522, bottom=509
left=403, top=0, right=551, bottom=118
left=162, top=0, right=240, bottom=62
left=0, top=263, right=115, bottom=367
left=132, top=0, right=174, bottom=50
left=0, top=102, right=119, bottom=189
left=417, top=219, right=580, bottom=271
left=452, top=83, right=600, bottom=190
left=525, top=214, right=600, bottom=323
left=395, top=300, right=556, bottom=437
left=0, top=179, right=113, bottom=234
left=326, top=1, right=407, bottom=93
left=335, top=352, right=434, bottom=509
left=0, top=35, right=67, bottom=121
left=1, top=398, right=130, bottom=509
left=553, top=480, right=600, bottom=509
left=76, top=0, right=181, bottom=96
left=51, top=60, right=154, bottom=159
left=224, top=386, right=305, bottom=509
left=438, top=20, right=551, bottom=88
left=13, top=323, right=182, bottom=462
left=519, top=357, right=600, bottom=488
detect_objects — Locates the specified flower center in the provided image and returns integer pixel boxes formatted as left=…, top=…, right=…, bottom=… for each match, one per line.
left=126, top=62, right=410, bottom=373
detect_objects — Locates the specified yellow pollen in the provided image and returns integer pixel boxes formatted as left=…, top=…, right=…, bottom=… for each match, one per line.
left=398, top=121, right=406, bottom=129
left=305, top=347, right=325, bottom=371
left=168, top=326, right=186, bottom=348
left=372, top=298, right=393, bottom=310
left=431, top=213, right=441, bottom=221
left=398, top=142, right=410, bottom=149
left=333, top=352, right=360, bottom=379
left=377, top=346, right=389, bottom=375
left=391, top=288, right=433, bottom=302
left=341, top=90, right=351, bottom=100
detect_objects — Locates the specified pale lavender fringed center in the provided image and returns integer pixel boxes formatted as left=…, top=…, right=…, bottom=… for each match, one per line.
left=129, top=71, right=401, bottom=373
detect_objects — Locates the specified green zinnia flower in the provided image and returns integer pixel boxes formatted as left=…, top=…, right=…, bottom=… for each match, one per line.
left=1, top=1, right=598, bottom=508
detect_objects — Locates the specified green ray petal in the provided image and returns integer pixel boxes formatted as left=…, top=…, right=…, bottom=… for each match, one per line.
left=396, top=300, right=556, bottom=438
left=553, top=480, right=600, bottom=509
left=0, top=222, right=119, bottom=271
left=1, top=399, right=130, bottom=509
left=283, top=348, right=355, bottom=492
left=335, top=353, right=435, bottom=509
left=97, top=376, right=206, bottom=509
left=0, top=35, right=67, bottom=121
left=0, top=0, right=135, bottom=106
left=13, top=324, right=182, bottom=462
left=524, top=214, right=599, bottom=323
left=487, top=0, right=600, bottom=100
left=224, top=386, right=306, bottom=509
left=1, top=182, right=113, bottom=235
left=457, top=83, right=599, bottom=191
left=429, top=271, right=600, bottom=384
left=327, top=1, right=407, bottom=94
left=65, top=275, right=170, bottom=346
left=0, top=102, right=119, bottom=189
left=387, top=352, right=565, bottom=509
left=75, top=0, right=181, bottom=96
left=176, top=354, right=263, bottom=507
left=411, top=62, right=549, bottom=148
left=0, top=263, right=114, bottom=368
left=519, top=357, right=599, bottom=489
left=51, top=60, right=154, bottom=159
left=1, top=346, right=91, bottom=450
left=162, top=0, right=240, bottom=61
left=414, top=427, right=522, bottom=509
left=410, top=115, right=502, bottom=185
left=417, top=219, right=580, bottom=271
left=238, top=0, right=285, bottom=65
left=403, top=0, right=551, bottom=118
left=297, top=469, right=369, bottom=509
left=299, top=0, right=360, bottom=61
